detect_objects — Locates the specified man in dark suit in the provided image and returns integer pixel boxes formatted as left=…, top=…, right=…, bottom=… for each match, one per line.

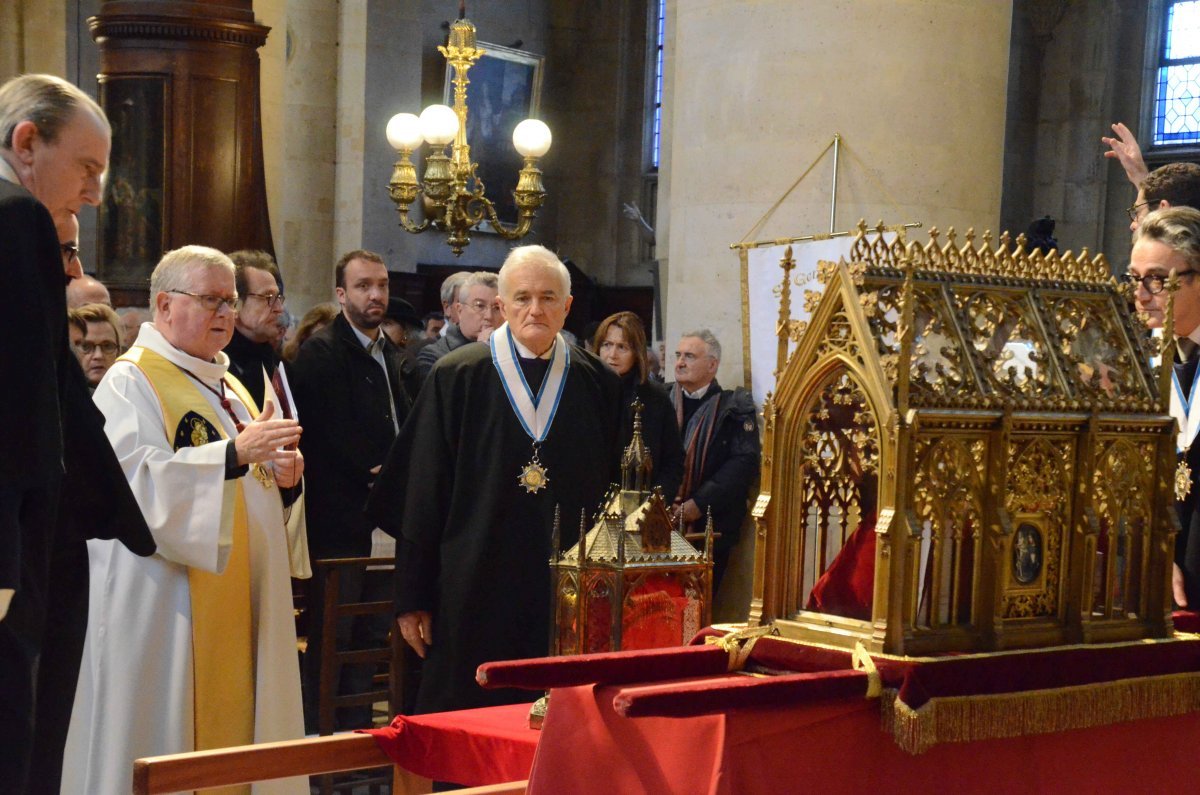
left=0, top=73, right=154, bottom=794
left=289, top=249, right=416, bottom=730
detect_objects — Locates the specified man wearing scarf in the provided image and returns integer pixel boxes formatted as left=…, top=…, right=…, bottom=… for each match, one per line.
left=368, top=245, right=620, bottom=715
left=670, top=330, right=760, bottom=591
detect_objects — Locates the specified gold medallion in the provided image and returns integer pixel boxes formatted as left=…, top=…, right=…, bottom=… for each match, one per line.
left=519, top=460, right=549, bottom=493
left=252, top=463, right=275, bottom=490
left=1177, top=458, right=1192, bottom=502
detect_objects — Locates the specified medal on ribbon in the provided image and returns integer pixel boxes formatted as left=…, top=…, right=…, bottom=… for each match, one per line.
left=490, top=322, right=570, bottom=494
left=1169, top=355, right=1200, bottom=501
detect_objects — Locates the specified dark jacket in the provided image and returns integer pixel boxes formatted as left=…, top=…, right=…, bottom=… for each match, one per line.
left=223, top=328, right=279, bottom=411
left=0, top=179, right=154, bottom=793
left=289, top=313, right=416, bottom=557
left=416, top=322, right=471, bottom=379
left=672, top=380, right=761, bottom=551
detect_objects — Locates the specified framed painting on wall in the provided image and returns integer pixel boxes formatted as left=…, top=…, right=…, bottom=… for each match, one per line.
left=444, top=42, right=544, bottom=228
left=97, top=76, right=166, bottom=288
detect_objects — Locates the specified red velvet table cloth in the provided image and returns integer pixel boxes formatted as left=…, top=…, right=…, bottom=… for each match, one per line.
left=364, top=703, right=538, bottom=786
left=528, top=682, right=1200, bottom=795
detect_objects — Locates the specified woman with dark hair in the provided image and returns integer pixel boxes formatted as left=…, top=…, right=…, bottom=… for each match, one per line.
left=282, top=302, right=339, bottom=362
left=593, top=311, right=684, bottom=501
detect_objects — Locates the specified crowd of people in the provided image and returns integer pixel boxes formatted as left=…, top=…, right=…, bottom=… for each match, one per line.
left=0, top=73, right=762, bottom=793
left=11, top=63, right=1200, bottom=794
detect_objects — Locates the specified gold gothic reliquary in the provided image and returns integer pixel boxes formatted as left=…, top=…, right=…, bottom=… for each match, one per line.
left=551, top=401, right=713, bottom=655
left=751, top=222, right=1178, bottom=655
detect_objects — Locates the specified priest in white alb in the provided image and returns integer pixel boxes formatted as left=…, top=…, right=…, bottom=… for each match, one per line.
left=63, top=245, right=308, bottom=795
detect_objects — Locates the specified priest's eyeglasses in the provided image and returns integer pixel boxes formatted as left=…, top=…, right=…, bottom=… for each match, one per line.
left=1124, top=270, right=1197, bottom=294
left=243, top=292, right=285, bottom=308
left=168, top=290, right=238, bottom=312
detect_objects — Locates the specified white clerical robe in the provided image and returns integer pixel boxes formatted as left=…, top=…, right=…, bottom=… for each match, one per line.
left=62, top=324, right=305, bottom=795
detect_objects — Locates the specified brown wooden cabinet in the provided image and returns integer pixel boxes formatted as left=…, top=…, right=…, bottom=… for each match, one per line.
left=90, top=0, right=272, bottom=292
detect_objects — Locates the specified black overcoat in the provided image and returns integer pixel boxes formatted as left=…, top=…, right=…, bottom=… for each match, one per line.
left=367, top=341, right=621, bottom=713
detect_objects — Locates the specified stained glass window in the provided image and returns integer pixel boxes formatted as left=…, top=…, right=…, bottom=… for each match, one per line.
left=1154, top=0, right=1200, bottom=145
left=650, top=0, right=665, bottom=170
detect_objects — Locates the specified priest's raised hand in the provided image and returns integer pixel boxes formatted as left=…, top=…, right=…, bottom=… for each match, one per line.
left=234, top=399, right=303, bottom=478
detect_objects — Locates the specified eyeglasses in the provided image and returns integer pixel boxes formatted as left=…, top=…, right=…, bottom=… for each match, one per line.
left=464, top=299, right=501, bottom=315
left=61, top=242, right=79, bottom=261
left=243, top=292, right=285, bottom=308
left=168, top=290, right=238, bottom=312
left=1125, top=270, right=1197, bottom=294
left=75, top=341, right=119, bottom=356
left=1126, top=200, right=1155, bottom=222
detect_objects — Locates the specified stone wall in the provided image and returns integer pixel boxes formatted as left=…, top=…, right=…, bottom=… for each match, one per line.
left=660, top=0, right=1014, bottom=388
left=1000, top=0, right=1149, bottom=266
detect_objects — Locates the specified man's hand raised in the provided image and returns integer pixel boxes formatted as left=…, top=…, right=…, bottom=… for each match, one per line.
left=234, top=400, right=302, bottom=466
left=1102, top=122, right=1150, bottom=188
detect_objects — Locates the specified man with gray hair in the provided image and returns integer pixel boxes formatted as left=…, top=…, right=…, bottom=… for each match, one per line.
left=671, top=329, right=760, bottom=591
left=0, top=73, right=154, bottom=792
left=368, top=245, right=621, bottom=718
left=64, top=245, right=308, bottom=794
left=417, top=270, right=499, bottom=377
left=438, top=270, right=469, bottom=334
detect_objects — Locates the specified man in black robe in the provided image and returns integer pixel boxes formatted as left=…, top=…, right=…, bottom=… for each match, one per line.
left=368, top=245, right=620, bottom=714
left=0, top=73, right=154, bottom=793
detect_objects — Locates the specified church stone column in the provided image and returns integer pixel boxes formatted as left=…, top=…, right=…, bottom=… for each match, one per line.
left=89, top=0, right=272, bottom=297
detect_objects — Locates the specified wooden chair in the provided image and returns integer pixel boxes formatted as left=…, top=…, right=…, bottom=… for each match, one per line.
left=131, top=732, right=528, bottom=794
left=310, top=556, right=405, bottom=793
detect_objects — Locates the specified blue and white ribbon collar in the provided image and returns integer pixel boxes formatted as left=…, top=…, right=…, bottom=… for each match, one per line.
left=490, top=322, right=571, bottom=443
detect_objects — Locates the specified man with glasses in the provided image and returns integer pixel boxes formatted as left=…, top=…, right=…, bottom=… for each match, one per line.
left=1128, top=206, right=1200, bottom=611
left=669, top=329, right=760, bottom=591
left=64, top=245, right=307, bottom=794
left=1102, top=126, right=1200, bottom=233
left=224, top=249, right=289, bottom=411
left=1125, top=162, right=1200, bottom=234
left=416, top=270, right=499, bottom=377
left=68, top=303, right=122, bottom=389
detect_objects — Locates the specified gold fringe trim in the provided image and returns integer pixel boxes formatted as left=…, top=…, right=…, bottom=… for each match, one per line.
left=881, top=671, right=1200, bottom=755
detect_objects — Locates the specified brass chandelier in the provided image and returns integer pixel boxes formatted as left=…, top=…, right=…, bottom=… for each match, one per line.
left=385, top=13, right=552, bottom=256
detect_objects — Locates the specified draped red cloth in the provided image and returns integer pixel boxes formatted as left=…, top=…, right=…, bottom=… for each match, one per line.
left=363, top=703, right=537, bottom=786
left=479, top=628, right=1200, bottom=716
left=526, top=683, right=1200, bottom=795
left=805, top=516, right=876, bottom=619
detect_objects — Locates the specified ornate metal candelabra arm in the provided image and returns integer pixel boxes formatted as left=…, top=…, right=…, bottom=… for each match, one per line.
left=387, top=150, right=429, bottom=233
left=482, top=156, right=546, bottom=240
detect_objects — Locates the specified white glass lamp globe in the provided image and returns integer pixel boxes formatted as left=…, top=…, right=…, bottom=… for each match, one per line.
left=513, top=119, right=552, bottom=158
left=386, top=113, right=423, bottom=151
left=419, top=104, right=460, bottom=146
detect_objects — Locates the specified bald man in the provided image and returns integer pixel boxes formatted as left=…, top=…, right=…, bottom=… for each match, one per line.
left=66, top=273, right=111, bottom=309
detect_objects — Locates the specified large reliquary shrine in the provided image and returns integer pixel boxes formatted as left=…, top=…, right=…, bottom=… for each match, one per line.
left=751, top=223, right=1179, bottom=655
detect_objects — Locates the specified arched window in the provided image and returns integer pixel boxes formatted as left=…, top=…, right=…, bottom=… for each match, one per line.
left=1150, top=0, right=1200, bottom=146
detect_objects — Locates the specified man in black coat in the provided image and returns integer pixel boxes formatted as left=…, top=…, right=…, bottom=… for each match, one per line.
left=670, top=330, right=760, bottom=592
left=0, top=73, right=154, bottom=793
left=289, top=249, right=416, bottom=729
left=224, top=249, right=287, bottom=411
left=367, top=245, right=621, bottom=717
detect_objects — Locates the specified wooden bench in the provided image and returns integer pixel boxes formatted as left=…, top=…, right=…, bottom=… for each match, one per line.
left=132, top=732, right=527, bottom=794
